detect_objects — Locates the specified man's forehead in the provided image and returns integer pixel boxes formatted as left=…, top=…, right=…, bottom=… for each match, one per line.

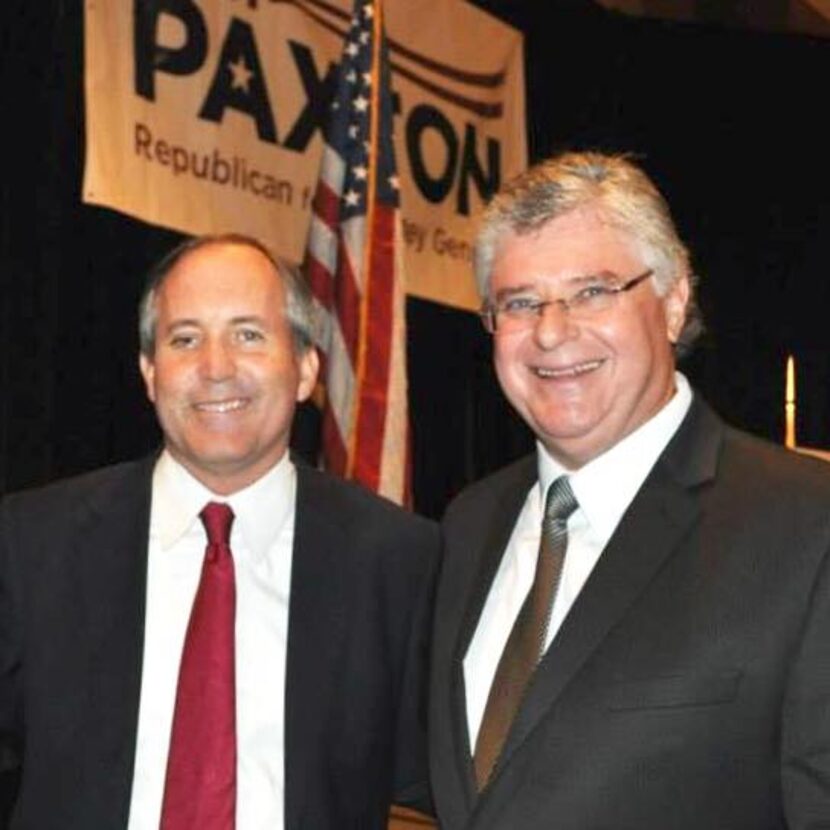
left=160, top=244, right=283, bottom=295
left=169, top=241, right=277, bottom=278
left=493, top=215, right=643, bottom=279
left=154, top=254, right=287, bottom=327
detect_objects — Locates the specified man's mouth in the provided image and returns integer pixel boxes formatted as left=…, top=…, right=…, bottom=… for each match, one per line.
left=193, top=398, right=250, bottom=413
left=532, top=359, right=605, bottom=379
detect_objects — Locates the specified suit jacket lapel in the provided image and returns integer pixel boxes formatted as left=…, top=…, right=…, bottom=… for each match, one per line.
left=284, top=465, right=349, bottom=830
left=454, top=457, right=537, bottom=664
left=450, top=456, right=537, bottom=804
left=77, top=457, right=155, bottom=825
left=492, top=398, right=723, bottom=785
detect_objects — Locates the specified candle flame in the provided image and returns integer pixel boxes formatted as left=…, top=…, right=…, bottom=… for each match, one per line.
left=785, top=355, right=795, bottom=404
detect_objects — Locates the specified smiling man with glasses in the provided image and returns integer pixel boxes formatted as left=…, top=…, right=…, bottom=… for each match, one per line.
left=430, top=151, right=830, bottom=830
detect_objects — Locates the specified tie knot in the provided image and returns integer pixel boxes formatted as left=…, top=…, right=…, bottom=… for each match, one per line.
left=199, top=502, right=234, bottom=547
left=544, top=476, right=578, bottom=523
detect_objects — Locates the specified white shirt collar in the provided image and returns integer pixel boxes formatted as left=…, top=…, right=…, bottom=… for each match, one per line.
left=537, top=372, right=693, bottom=538
left=150, top=450, right=295, bottom=562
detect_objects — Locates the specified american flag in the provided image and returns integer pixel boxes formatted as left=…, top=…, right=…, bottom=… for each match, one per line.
left=305, top=0, right=410, bottom=505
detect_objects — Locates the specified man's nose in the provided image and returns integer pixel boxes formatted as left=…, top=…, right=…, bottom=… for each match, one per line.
left=200, top=338, right=236, bottom=380
left=532, top=300, right=579, bottom=349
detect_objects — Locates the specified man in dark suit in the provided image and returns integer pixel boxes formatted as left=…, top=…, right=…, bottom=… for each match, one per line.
left=430, top=151, right=830, bottom=829
left=0, top=234, right=438, bottom=828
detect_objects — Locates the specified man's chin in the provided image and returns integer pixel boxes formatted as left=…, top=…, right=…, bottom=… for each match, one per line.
left=537, top=423, right=613, bottom=469
left=172, top=446, right=252, bottom=478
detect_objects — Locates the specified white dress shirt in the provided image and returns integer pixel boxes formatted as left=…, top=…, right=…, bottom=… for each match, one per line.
left=127, top=451, right=296, bottom=829
left=464, top=373, right=693, bottom=747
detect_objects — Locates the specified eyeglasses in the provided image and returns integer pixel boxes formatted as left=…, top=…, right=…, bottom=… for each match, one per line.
left=480, top=269, right=654, bottom=334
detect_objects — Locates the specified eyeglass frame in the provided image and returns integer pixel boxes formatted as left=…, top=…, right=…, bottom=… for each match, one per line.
left=479, top=268, right=655, bottom=334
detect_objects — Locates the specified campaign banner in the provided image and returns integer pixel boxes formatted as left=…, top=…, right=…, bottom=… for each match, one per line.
left=83, top=0, right=526, bottom=311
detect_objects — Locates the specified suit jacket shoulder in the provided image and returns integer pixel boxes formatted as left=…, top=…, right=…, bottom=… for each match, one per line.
left=295, top=461, right=439, bottom=555
left=443, top=454, right=536, bottom=535
left=718, top=415, right=830, bottom=495
left=1, top=457, right=155, bottom=538
left=661, top=395, right=830, bottom=534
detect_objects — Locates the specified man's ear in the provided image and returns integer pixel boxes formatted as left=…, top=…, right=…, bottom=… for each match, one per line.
left=665, top=274, right=690, bottom=345
left=139, top=353, right=157, bottom=404
left=296, top=346, right=319, bottom=403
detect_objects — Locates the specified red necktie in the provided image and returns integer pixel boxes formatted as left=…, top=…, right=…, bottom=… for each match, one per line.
left=160, top=502, right=237, bottom=829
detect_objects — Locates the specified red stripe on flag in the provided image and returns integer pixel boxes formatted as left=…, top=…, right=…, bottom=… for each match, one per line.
left=351, top=204, right=396, bottom=490
left=312, top=180, right=341, bottom=230
left=306, top=256, right=333, bottom=310
left=332, top=237, right=361, bottom=364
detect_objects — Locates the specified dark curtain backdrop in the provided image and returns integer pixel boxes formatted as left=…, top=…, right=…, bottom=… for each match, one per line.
left=1, top=0, right=829, bottom=519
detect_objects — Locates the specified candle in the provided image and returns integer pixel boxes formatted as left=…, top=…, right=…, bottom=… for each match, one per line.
left=785, top=355, right=796, bottom=449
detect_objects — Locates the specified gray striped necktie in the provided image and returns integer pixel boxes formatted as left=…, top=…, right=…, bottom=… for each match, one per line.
left=473, top=475, right=578, bottom=791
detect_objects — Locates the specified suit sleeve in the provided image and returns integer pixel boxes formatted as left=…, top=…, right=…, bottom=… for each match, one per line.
left=781, top=532, right=830, bottom=827
left=391, top=519, right=441, bottom=816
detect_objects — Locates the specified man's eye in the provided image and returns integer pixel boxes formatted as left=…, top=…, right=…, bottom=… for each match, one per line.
left=236, top=328, right=265, bottom=343
left=169, top=333, right=198, bottom=348
left=572, top=285, right=611, bottom=305
left=502, top=297, right=540, bottom=314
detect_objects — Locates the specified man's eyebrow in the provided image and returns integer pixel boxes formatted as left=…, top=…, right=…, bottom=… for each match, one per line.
left=493, top=284, right=536, bottom=301
left=163, top=315, right=268, bottom=329
left=229, top=315, right=267, bottom=326
left=566, top=271, right=620, bottom=285
left=163, top=318, right=201, bottom=331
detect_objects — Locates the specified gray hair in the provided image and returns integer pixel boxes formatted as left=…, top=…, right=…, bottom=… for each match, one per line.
left=138, top=233, right=315, bottom=357
left=475, top=151, right=702, bottom=353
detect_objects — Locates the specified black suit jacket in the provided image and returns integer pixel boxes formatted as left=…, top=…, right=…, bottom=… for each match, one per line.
left=431, top=397, right=830, bottom=829
left=0, top=456, right=439, bottom=829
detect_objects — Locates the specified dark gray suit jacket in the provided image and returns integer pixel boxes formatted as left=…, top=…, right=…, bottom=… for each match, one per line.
left=0, top=456, right=439, bottom=829
left=430, top=397, right=830, bottom=829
